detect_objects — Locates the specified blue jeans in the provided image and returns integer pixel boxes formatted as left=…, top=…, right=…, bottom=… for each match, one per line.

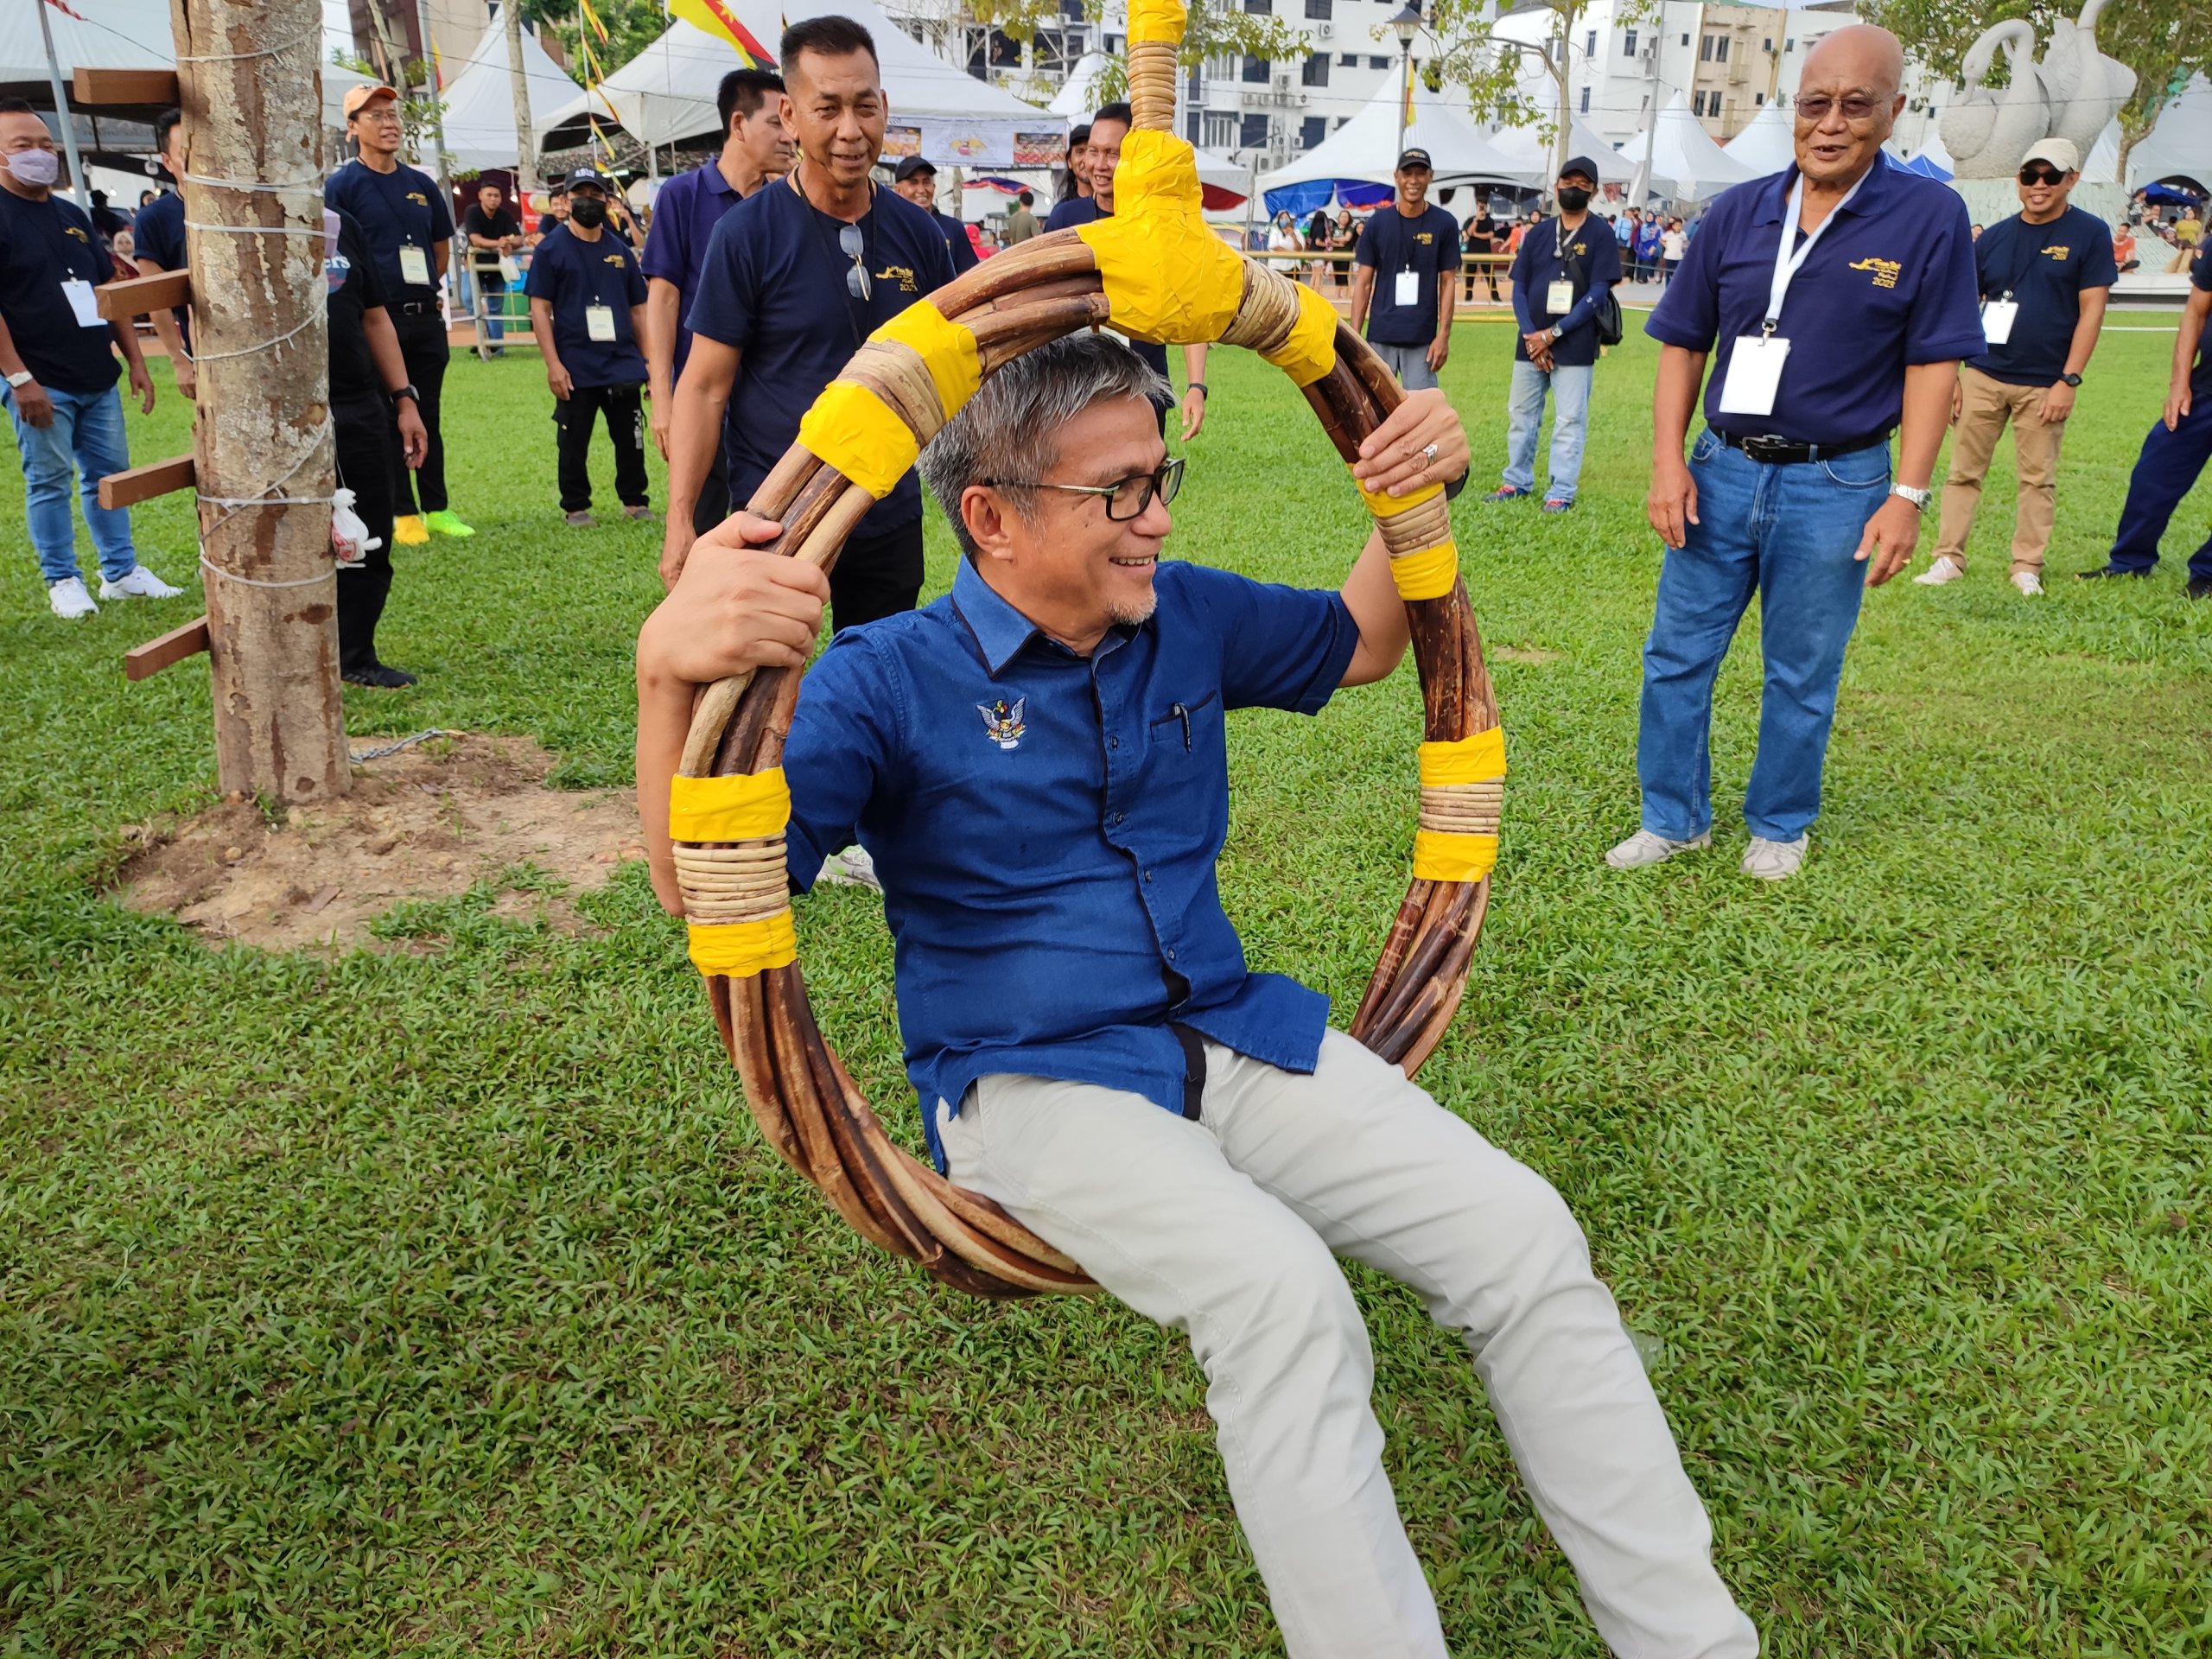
left=3, top=380, right=138, bottom=585
left=2106, top=386, right=2212, bottom=582
left=1637, top=430, right=1890, bottom=842
left=475, top=269, right=507, bottom=342
left=1502, top=359, right=1592, bottom=503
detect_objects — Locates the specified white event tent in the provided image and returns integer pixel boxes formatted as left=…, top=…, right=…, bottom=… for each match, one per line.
left=437, top=6, right=581, bottom=170
left=2126, top=76, right=2212, bottom=193
left=1617, top=92, right=1761, bottom=200
left=1259, top=75, right=1538, bottom=213
left=1721, top=105, right=1795, bottom=178
left=1490, top=115, right=1636, bottom=186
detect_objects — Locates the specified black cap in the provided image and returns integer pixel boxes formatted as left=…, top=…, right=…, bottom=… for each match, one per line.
left=1559, top=155, right=1599, bottom=185
left=1395, top=147, right=1433, bottom=171
left=893, top=155, right=937, bottom=182
left=563, top=167, right=612, bottom=194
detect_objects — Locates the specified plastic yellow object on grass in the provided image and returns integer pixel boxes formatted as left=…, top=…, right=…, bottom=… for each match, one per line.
left=670, top=768, right=792, bottom=842
left=1078, top=130, right=1247, bottom=346
left=874, top=302, right=982, bottom=420
left=1418, top=728, right=1506, bottom=787
left=1389, top=542, right=1459, bottom=601
left=1412, top=830, right=1500, bottom=884
left=1259, top=279, right=1340, bottom=387
left=1125, top=0, right=1186, bottom=45
left=688, top=910, right=798, bottom=978
left=797, top=380, right=918, bottom=500
left=1359, top=478, right=1445, bottom=518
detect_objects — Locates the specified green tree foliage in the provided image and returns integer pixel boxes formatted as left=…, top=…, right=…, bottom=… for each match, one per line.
left=521, top=0, right=661, bottom=88
left=1424, top=0, right=1659, bottom=184
left=959, top=0, right=1312, bottom=109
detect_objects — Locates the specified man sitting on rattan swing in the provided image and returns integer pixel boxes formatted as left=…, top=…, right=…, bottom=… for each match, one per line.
left=638, top=334, right=1757, bottom=1658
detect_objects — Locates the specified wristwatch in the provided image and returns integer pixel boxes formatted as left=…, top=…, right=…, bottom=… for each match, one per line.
left=1891, top=483, right=1932, bottom=511
left=391, top=383, right=421, bottom=405
left=5, top=370, right=32, bottom=389
left=2060, top=372, right=2083, bottom=387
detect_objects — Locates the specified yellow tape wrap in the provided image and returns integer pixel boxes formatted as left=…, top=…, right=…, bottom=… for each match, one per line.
left=1078, top=130, right=1248, bottom=346
left=797, top=379, right=918, bottom=500
left=1419, top=727, right=1507, bottom=787
left=1413, top=830, right=1500, bottom=884
left=669, top=768, right=792, bottom=842
left=1360, top=479, right=1446, bottom=518
left=688, top=910, right=798, bottom=978
left=873, top=302, right=982, bottom=422
left=1259, top=279, right=1340, bottom=388
left=1389, top=541, right=1459, bottom=601
left=1125, top=0, right=1187, bottom=45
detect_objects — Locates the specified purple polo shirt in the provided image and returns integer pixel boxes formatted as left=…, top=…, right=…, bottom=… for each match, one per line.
left=1647, top=161, right=1985, bottom=446
left=639, top=160, right=748, bottom=378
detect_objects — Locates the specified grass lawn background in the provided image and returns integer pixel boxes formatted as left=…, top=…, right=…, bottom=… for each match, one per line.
left=3, top=315, right=2209, bottom=1656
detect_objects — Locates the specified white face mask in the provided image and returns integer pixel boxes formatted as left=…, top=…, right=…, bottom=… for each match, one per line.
left=5, top=148, right=61, bottom=188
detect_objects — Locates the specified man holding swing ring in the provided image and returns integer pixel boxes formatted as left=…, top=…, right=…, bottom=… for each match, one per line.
left=637, top=338, right=1757, bottom=1658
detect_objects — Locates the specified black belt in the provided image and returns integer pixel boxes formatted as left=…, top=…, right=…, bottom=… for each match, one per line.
left=1171, top=1022, right=1206, bottom=1122
left=1712, top=427, right=1890, bottom=465
left=393, top=299, right=439, bottom=317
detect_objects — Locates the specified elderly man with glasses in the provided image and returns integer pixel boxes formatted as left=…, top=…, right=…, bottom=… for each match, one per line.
left=636, top=332, right=1760, bottom=1659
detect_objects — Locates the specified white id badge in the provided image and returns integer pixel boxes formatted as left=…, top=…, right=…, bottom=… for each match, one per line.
left=1980, top=298, right=2018, bottom=345
left=61, top=278, right=102, bottom=327
left=1394, top=270, right=1420, bottom=307
left=499, top=255, right=520, bottom=283
left=398, top=244, right=431, bottom=286
left=1546, top=278, right=1574, bottom=314
left=585, top=304, right=617, bottom=342
left=1718, top=334, right=1791, bottom=417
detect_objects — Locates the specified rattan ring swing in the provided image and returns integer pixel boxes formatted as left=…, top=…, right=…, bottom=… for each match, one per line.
left=668, top=4, right=1504, bottom=1299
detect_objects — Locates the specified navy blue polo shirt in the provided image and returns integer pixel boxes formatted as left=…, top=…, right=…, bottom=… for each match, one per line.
left=1647, top=162, right=1984, bottom=446
left=1356, top=205, right=1462, bottom=346
left=0, top=188, right=118, bottom=394
left=931, top=209, right=980, bottom=276
left=2195, top=251, right=2212, bottom=388
left=639, top=160, right=750, bottom=378
left=688, top=176, right=955, bottom=532
left=1966, top=206, right=2118, bottom=386
left=1044, top=194, right=1173, bottom=390
left=1508, top=213, right=1623, bottom=367
left=524, top=224, right=647, bottom=389
left=323, top=157, right=453, bottom=305
left=781, top=556, right=1362, bottom=1169
left=130, top=188, right=191, bottom=346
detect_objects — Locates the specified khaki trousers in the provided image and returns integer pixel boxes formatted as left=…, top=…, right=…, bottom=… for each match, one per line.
left=1935, top=365, right=2068, bottom=573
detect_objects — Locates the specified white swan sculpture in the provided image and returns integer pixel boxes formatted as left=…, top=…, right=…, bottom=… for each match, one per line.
left=2039, top=0, right=2139, bottom=156
left=1940, top=19, right=2052, bottom=180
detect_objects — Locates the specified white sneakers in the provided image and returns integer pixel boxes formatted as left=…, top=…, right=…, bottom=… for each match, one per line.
left=2011, top=569, right=2044, bottom=596
left=1605, top=827, right=1809, bottom=880
left=1913, top=556, right=1964, bottom=586
left=1740, top=835, right=1808, bottom=880
left=100, top=565, right=183, bottom=600
left=48, top=576, right=98, bottom=619
left=818, top=844, right=881, bottom=890
left=1604, top=829, right=1711, bottom=869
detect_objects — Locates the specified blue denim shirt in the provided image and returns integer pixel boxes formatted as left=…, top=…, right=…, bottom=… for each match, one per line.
left=782, top=557, right=1363, bottom=1167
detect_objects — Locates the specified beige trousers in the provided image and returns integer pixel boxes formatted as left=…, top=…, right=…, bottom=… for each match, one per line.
left=1935, top=365, right=2069, bottom=574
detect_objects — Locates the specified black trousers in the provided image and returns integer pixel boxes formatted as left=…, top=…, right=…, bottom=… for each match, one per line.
left=830, top=517, right=925, bottom=632
left=333, top=391, right=398, bottom=672
left=387, top=308, right=450, bottom=514
left=691, top=440, right=731, bottom=537
left=555, top=383, right=649, bottom=512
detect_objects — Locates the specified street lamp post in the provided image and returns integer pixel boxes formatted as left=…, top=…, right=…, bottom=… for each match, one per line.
left=1389, top=3, right=1422, bottom=163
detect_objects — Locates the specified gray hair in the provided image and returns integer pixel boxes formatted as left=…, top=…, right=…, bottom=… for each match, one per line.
left=918, top=333, right=1169, bottom=563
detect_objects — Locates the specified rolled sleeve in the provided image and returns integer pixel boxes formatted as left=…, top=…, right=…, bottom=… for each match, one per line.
left=2081, top=232, right=2118, bottom=290
left=1179, top=564, right=1360, bottom=715
left=781, top=632, right=906, bottom=890
left=1904, top=196, right=1986, bottom=364
left=1644, top=220, right=1721, bottom=351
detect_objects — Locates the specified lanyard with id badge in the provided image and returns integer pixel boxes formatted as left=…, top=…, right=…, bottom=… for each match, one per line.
left=1718, top=170, right=1866, bottom=418
left=1979, top=231, right=2042, bottom=346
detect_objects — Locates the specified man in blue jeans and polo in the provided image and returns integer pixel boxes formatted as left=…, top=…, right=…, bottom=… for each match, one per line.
left=1609, top=25, right=1981, bottom=881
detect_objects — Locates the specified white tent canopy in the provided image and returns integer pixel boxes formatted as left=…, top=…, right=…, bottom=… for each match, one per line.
left=1050, top=51, right=1112, bottom=119
left=2082, top=119, right=2121, bottom=187
left=438, top=5, right=580, bottom=170
left=1910, top=128, right=1955, bottom=177
left=1260, top=75, right=1539, bottom=202
left=1723, top=104, right=1795, bottom=178
left=1488, top=115, right=1636, bottom=186
left=2127, top=75, right=2212, bottom=193
left=545, top=0, right=1050, bottom=155
left=1617, top=92, right=1761, bottom=200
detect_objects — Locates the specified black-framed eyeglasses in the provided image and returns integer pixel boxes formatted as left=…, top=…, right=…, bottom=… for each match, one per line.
left=992, top=456, right=1185, bottom=521
left=839, top=223, right=870, bottom=301
left=1794, top=92, right=1879, bottom=124
left=2018, top=164, right=2067, bottom=187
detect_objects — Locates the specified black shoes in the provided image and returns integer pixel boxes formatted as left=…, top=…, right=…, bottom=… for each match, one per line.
left=2188, top=576, right=2212, bottom=601
left=343, top=663, right=418, bottom=689
left=2075, top=566, right=2148, bottom=580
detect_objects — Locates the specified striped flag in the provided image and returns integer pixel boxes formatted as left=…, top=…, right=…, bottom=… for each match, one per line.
left=667, top=0, right=774, bottom=67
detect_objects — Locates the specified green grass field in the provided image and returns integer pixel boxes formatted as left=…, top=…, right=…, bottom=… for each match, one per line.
left=4, top=316, right=2209, bottom=1657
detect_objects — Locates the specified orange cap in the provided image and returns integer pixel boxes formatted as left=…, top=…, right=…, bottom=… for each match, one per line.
left=342, top=82, right=399, bottom=119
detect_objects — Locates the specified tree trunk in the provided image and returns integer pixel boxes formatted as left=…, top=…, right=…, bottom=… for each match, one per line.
left=170, top=0, right=347, bottom=804
left=505, top=1, right=533, bottom=181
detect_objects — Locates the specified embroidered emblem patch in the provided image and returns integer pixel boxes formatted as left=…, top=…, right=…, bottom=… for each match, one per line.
left=976, top=696, right=1026, bottom=751
left=1847, top=255, right=1902, bottom=289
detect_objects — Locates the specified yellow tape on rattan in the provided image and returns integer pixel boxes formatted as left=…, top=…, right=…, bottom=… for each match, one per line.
left=873, top=302, right=982, bottom=423
left=1359, top=478, right=1445, bottom=518
left=669, top=768, right=791, bottom=842
left=1126, top=0, right=1186, bottom=45
left=688, top=910, right=798, bottom=978
left=1257, top=276, right=1340, bottom=388
left=797, top=379, right=918, bottom=500
left=1389, top=542, right=1459, bottom=601
left=1078, top=130, right=1247, bottom=346
left=1413, top=830, right=1500, bottom=884
left=1419, top=727, right=1506, bottom=787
